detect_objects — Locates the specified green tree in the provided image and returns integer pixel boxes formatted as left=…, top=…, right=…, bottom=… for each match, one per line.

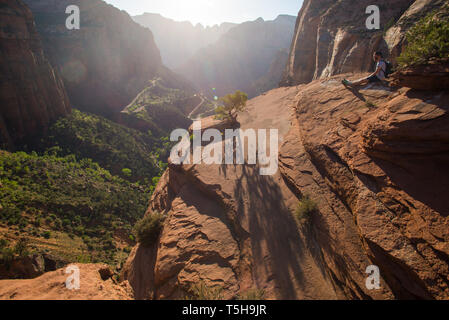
left=122, top=168, right=132, bottom=177
left=397, top=7, right=449, bottom=67
left=215, top=90, right=248, bottom=122
left=134, top=212, right=165, bottom=247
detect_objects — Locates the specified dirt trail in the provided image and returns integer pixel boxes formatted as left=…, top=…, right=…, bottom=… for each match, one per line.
left=188, top=94, right=206, bottom=120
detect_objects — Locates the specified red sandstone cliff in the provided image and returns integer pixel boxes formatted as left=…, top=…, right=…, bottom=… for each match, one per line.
left=0, top=0, right=71, bottom=148
left=281, top=0, right=446, bottom=86
left=123, top=74, right=449, bottom=300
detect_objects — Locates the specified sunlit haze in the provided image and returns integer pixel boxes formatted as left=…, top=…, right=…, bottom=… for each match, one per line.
left=104, top=0, right=302, bottom=26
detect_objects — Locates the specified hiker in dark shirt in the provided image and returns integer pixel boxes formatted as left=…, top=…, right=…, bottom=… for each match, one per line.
left=342, top=52, right=387, bottom=86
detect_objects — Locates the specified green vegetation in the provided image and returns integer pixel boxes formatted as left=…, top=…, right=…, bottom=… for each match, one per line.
left=215, top=90, right=248, bottom=122
left=365, top=101, right=376, bottom=108
left=397, top=7, right=449, bottom=67
left=0, top=150, right=150, bottom=264
left=29, top=109, right=169, bottom=183
left=238, top=289, right=265, bottom=300
left=123, top=78, right=194, bottom=136
left=134, top=212, right=165, bottom=247
left=294, top=195, right=318, bottom=224
left=186, top=282, right=224, bottom=300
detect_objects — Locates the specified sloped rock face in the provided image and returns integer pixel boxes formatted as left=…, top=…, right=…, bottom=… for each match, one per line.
left=390, top=60, right=449, bottom=90
left=279, top=76, right=449, bottom=299
left=281, top=0, right=446, bottom=86
left=0, top=264, right=133, bottom=300
left=124, top=76, right=449, bottom=300
left=0, top=0, right=70, bottom=148
left=123, top=87, right=344, bottom=300
left=23, top=0, right=165, bottom=117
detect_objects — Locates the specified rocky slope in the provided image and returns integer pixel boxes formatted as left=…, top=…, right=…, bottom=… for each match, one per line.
left=133, top=13, right=236, bottom=69
left=177, top=15, right=296, bottom=98
left=23, top=0, right=193, bottom=119
left=122, top=71, right=449, bottom=299
left=0, top=264, right=133, bottom=299
left=281, top=0, right=447, bottom=86
left=0, top=0, right=71, bottom=149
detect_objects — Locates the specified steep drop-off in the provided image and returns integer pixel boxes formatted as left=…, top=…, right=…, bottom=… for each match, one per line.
left=281, top=0, right=447, bottom=86
left=0, top=0, right=70, bottom=148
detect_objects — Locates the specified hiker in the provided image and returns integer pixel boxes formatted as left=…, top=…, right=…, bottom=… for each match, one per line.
left=342, top=51, right=387, bottom=86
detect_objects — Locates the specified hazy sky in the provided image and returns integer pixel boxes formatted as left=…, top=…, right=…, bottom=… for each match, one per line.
left=104, top=0, right=303, bottom=26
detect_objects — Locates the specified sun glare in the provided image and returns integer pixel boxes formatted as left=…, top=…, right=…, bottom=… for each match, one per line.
left=166, top=0, right=220, bottom=26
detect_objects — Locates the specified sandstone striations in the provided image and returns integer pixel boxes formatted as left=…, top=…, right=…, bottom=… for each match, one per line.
left=281, top=0, right=447, bottom=86
left=0, top=0, right=70, bottom=148
left=391, top=60, right=449, bottom=90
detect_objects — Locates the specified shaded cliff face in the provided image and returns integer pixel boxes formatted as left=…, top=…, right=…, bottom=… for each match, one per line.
left=123, top=74, right=449, bottom=299
left=0, top=0, right=70, bottom=148
left=281, top=0, right=446, bottom=86
left=133, top=13, right=237, bottom=69
left=176, top=15, right=296, bottom=99
left=23, top=0, right=165, bottom=117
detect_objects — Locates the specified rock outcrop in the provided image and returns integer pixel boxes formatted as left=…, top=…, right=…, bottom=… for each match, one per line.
left=0, top=0, right=71, bottom=148
left=0, top=264, right=133, bottom=300
left=281, top=0, right=447, bottom=86
left=390, top=59, right=449, bottom=90
left=123, top=73, right=449, bottom=299
left=280, top=76, right=449, bottom=299
left=0, top=253, right=66, bottom=280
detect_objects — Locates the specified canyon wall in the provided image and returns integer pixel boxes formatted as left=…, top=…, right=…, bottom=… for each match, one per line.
left=0, top=0, right=71, bottom=148
left=281, top=0, right=446, bottom=86
left=23, top=0, right=190, bottom=118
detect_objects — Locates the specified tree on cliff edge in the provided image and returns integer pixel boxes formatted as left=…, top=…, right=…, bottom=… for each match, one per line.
left=215, top=90, right=248, bottom=122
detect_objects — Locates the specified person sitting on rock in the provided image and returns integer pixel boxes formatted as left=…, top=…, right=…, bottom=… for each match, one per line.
left=342, top=51, right=387, bottom=87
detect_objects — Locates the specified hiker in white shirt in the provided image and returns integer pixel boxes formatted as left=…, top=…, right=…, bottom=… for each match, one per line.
left=342, top=52, right=386, bottom=86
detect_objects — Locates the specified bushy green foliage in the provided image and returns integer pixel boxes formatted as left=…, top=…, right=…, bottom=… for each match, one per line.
left=13, top=238, right=29, bottom=257
left=0, top=150, right=151, bottom=263
left=187, top=282, right=224, bottom=300
left=397, top=8, right=449, bottom=67
left=134, top=212, right=165, bottom=247
left=215, top=90, right=248, bottom=121
left=294, top=195, right=318, bottom=223
left=30, top=109, right=169, bottom=183
left=123, top=78, right=193, bottom=136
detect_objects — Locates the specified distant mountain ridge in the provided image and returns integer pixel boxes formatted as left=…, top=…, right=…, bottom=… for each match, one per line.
left=176, top=15, right=297, bottom=98
left=133, top=13, right=237, bottom=69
